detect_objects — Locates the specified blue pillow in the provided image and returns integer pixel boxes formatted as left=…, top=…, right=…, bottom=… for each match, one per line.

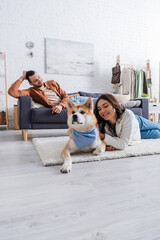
left=78, top=91, right=101, bottom=98
left=70, top=96, right=97, bottom=107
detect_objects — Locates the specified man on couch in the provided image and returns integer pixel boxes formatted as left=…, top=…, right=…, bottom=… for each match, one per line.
left=8, top=70, right=68, bottom=114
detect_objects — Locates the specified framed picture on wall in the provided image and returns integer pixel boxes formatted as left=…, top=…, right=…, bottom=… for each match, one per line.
left=45, top=38, right=94, bottom=76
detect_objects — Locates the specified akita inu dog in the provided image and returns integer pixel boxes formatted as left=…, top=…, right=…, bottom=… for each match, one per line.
left=61, top=97, right=106, bottom=173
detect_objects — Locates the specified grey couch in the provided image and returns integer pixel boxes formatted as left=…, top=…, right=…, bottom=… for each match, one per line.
left=17, top=91, right=149, bottom=140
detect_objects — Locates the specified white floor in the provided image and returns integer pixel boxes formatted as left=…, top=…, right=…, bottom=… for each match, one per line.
left=1, top=129, right=160, bottom=240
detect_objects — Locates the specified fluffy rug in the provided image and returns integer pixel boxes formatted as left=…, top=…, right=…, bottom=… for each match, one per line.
left=32, top=136, right=160, bottom=166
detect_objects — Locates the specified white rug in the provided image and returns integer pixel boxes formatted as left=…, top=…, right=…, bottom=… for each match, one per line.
left=32, top=136, right=160, bottom=166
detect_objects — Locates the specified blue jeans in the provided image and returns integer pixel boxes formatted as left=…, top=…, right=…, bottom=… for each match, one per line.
left=135, top=115, right=160, bottom=139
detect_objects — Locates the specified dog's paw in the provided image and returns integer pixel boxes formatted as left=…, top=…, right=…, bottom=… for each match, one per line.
left=61, top=160, right=72, bottom=173
left=93, top=149, right=102, bottom=155
left=93, top=142, right=106, bottom=155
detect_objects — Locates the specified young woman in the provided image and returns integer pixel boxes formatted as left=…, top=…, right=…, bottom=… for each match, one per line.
left=94, top=94, right=160, bottom=150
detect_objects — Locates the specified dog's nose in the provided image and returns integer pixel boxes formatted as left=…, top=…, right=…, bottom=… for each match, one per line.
left=73, top=114, right=78, bottom=121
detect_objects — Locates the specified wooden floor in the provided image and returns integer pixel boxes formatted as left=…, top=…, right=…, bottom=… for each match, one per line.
left=1, top=129, right=160, bottom=240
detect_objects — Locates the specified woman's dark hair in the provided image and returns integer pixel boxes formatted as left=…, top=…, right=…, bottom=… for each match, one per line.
left=94, top=94, right=125, bottom=133
left=26, top=70, right=35, bottom=82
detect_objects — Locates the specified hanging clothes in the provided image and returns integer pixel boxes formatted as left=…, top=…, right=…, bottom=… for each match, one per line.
left=143, top=71, right=148, bottom=95
left=120, top=68, right=148, bottom=99
left=146, top=66, right=152, bottom=88
left=119, top=67, right=136, bottom=98
left=135, top=70, right=148, bottom=98
left=130, top=69, right=136, bottom=99
left=119, top=67, right=131, bottom=95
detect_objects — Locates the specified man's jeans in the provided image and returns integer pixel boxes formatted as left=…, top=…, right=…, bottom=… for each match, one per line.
left=135, top=115, right=160, bottom=139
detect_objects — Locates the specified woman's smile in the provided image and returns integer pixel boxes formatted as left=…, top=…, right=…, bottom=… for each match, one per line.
left=102, top=111, right=110, bottom=118
left=97, top=99, right=117, bottom=124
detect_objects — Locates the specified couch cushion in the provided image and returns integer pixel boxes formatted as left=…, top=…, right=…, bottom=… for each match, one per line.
left=78, top=91, right=102, bottom=98
left=68, top=92, right=79, bottom=95
left=31, top=108, right=68, bottom=123
left=128, top=107, right=142, bottom=116
left=68, top=92, right=80, bottom=97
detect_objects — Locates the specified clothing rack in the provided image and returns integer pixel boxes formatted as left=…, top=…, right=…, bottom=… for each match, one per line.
left=159, top=62, right=160, bottom=102
left=115, top=55, right=151, bottom=97
left=0, top=50, right=8, bottom=130
left=116, top=55, right=147, bottom=69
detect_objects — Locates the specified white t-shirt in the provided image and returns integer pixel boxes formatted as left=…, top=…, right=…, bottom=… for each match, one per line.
left=104, top=109, right=141, bottom=150
left=41, top=86, right=61, bottom=104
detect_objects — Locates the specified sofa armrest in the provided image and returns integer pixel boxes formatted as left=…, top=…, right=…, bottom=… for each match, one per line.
left=17, top=96, right=32, bottom=129
left=132, top=98, right=149, bottom=119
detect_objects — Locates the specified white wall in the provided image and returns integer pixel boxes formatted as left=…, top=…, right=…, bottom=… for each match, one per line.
left=0, top=0, right=160, bottom=128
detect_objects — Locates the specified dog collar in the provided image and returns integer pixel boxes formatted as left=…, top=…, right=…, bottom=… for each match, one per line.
left=72, top=125, right=98, bottom=150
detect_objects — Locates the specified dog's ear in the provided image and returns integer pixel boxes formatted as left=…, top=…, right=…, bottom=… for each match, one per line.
left=66, top=98, right=75, bottom=109
left=84, top=97, right=93, bottom=109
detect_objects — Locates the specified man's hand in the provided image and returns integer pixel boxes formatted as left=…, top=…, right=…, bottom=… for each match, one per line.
left=20, top=71, right=27, bottom=82
left=51, top=105, right=63, bottom=114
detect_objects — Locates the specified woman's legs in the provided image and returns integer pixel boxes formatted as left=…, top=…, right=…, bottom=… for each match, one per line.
left=135, top=115, right=160, bottom=139
left=140, top=129, right=160, bottom=139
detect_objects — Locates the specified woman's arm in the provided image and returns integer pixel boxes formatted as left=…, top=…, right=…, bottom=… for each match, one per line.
left=99, top=129, right=116, bottom=151
left=103, top=111, right=136, bottom=150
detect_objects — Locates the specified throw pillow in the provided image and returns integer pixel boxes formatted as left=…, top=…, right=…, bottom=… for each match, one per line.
left=121, top=100, right=141, bottom=108
left=78, top=91, right=101, bottom=98
left=70, top=96, right=97, bottom=106
left=112, top=93, right=130, bottom=103
left=32, top=101, right=46, bottom=108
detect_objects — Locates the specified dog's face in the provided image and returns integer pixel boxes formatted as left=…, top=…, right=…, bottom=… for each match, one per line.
left=66, top=97, right=97, bottom=132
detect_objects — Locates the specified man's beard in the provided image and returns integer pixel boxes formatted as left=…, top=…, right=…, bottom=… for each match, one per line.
left=36, top=82, right=44, bottom=88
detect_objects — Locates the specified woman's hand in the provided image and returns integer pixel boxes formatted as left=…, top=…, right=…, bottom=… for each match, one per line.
left=106, top=145, right=116, bottom=151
